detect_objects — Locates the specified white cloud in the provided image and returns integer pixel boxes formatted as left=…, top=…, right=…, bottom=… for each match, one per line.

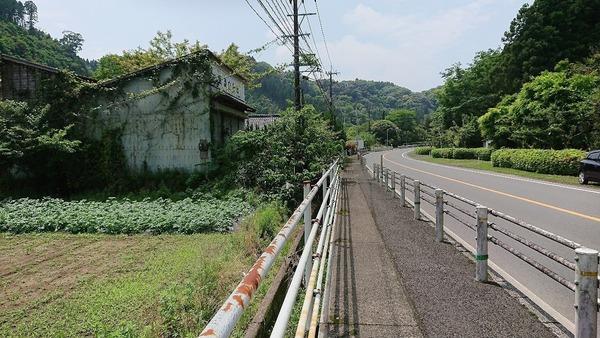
left=332, top=1, right=497, bottom=90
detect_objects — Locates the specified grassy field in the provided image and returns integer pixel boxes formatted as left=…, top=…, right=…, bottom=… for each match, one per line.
left=0, top=203, right=294, bottom=337
left=409, top=153, right=592, bottom=187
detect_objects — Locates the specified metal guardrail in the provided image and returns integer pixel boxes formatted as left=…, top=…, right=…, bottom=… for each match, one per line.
left=200, top=160, right=341, bottom=338
left=360, top=153, right=599, bottom=338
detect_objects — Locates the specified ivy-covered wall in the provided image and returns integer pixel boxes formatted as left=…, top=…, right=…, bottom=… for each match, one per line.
left=86, top=52, right=249, bottom=173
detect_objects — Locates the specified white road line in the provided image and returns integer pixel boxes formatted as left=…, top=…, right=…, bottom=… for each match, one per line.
left=395, top=149, right=600, bottom=195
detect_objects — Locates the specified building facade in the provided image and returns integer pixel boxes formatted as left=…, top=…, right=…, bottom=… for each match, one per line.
left=88, top=50, right=254, bottom=173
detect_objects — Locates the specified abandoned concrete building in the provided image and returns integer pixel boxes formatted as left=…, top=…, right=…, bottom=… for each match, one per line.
left=89, top=50, right=255, bottom=173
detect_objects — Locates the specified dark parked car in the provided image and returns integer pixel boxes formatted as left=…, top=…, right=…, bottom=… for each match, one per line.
left=579, top=150, right=600, bottom=184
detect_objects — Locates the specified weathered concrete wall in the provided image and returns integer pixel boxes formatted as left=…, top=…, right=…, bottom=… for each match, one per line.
left=88, top=54, right=250, bottom=174
left=89, top=65, right=213, bottom=173
left=212, top=62, right=245, bottom=101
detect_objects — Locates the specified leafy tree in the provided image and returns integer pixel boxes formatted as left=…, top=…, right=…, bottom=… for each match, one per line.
left=0, top=19, right=90, bottom=75
left=479, top=59, right=600, bottom=149
left=0, top=100, right=80, bottom=177
left=370, top=120, right=398, bottom=146
left=220, top=105, right=341, bottom=203
left=22, top=0, right=35, bottom=29
left=430, top=50, right=504, bottom=144
left=386, top=109, right=424, bottom=145
left=432, top=0, right=600, bottom=147
left=501, top=0, right=600, bottom=92
left=220, top=43, right=268, bottom=89
left=93, top=30, right=205, bottom=80
left=59, top=30, right=84, bottom=55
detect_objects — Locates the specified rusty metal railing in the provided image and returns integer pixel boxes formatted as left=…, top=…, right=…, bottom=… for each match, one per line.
left=199, top=160, right=340, bottom=338
left=361, top=153, right=599, bottom=338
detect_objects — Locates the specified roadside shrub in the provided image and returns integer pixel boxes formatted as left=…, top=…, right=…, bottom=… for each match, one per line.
left=431, top=148, right=453, bottom=158
left=491, top=149, right=586, bottom=175
left=474, top=148, right=494, bottom=161
left=451, top=148, right=476, bottom=159
left=430, top=147, right=493, bottom=160
left=414, top=146, right=434, bottom=155
left=0, top=192, right=253, bottom=234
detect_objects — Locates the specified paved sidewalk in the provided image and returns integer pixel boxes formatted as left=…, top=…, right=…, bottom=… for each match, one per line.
left=322, top=160, right=423, bottom=337
left=323, top=158, right=558, bottom=337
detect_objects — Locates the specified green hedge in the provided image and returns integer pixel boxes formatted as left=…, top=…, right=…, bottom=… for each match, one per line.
left=431, top=148, right=453, bottom=159
left=414, top=146, right=434, bottom=155
left=430, top=148, right=493, bottom=161
left=491, top=149, right=586, bottom=175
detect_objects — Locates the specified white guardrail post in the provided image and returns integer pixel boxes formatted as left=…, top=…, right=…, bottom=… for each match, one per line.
left=435, top=189, right=444, bottom=243
left=373, top=164, right=377, bottom=182
left=380, top=155, right=384, bottom=185
left=303, top=180, right=312, bottom=286
left=385, top=168, right=389, bottom=190
left=391, top=171, right=396, bottom=197
left=400, top=175, right=406, bottom=207
left=476, top=206, right=489, bottom=282
left=414, top=180, right=421, bottom=220
left=575, top=247, right=599, bottom=338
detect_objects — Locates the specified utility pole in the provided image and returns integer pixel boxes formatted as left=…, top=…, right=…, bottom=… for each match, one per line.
left=326, top=70, right=339, bottom=116
left=293, top=0, right=301, bottom=112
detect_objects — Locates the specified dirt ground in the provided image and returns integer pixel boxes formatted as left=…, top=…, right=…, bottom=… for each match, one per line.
left=0, top=234, right=165, bottom=317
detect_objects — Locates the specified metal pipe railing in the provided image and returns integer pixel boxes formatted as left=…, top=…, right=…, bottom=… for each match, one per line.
left=318, top=175, right=342, bottom=337
left=270, top=169, right=340, bottom=337
left=199, top=160, right=339, bottom=338
left=292, top=174, right=340, bottom=337
left=489, top=209, right=582, bottom=250
left=307, top=177, right=340, bottom=337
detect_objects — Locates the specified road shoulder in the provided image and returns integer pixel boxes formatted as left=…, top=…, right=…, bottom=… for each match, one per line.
left=357, top=158, right=560, bottom=338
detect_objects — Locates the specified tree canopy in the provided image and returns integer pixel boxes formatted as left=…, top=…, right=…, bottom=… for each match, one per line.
left=93, top=31, right=205, bottom=80
left=431, top=0, right=600, bottom=149
left=0, top=1, right=92, bottom=75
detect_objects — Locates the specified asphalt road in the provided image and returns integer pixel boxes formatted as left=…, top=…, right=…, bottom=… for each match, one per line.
left=364, top=148, right=600, bottom=334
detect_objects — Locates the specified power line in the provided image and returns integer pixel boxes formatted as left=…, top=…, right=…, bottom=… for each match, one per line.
left=244, top=0, right=334, bottom=112
left=243, top=0, right=293, bottom=53
left=256, top=0, right=293, bottom=44
left=314, top=0, right=333, bottom=71
left=264, top=0, right=294, bottom=37
left=302, top=0, right=324, bottom=72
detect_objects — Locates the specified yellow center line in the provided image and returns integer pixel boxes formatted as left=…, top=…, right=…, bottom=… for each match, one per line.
left=383, top=154, right=600, bottom=224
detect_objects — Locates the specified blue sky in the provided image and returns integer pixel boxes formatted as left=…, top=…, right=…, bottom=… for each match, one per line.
left=33, top=0, right=531, bottom=91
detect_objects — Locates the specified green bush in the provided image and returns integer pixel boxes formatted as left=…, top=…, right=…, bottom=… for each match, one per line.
left=430, top=147, right=493, bottom=160
left=414, top=146, right=434, bottom=155
left=491, top=149, right=586, bottom=175
left=451, top=148, right=476, bottom=159
left=220, top=105, right=342, bottom=204
left=431, top=148, right=453, bottom=158
left=474, top=148, right=494, bottom=161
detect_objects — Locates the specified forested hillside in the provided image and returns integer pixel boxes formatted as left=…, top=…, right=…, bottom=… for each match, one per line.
left=247, top=61, right=437, bottom=122
left=0, top=0, right=93, bottom=75
left=431, top=0, right=600, bottom=149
